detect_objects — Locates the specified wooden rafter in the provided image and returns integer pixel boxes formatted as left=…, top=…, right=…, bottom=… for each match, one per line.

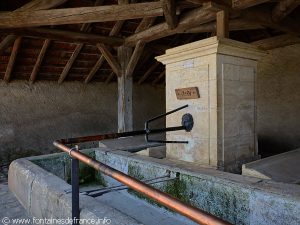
left=232, top=0, right=270, bottom=9
left=135, top=17, right=156, bottom=33
left=0, top=35, right=17, bottom=55
left=272, top=0, right=300, bottom=22
left=123, top=15, right=157, bottom=78
left=125, top=41, right=145, bottom=78
left=29, top=39, right=51, bottom=83
left=0, top=2, right=163, bottom=28
left=252, top=34, right=300, bottom=50
left=161, top=0, right=178, bottom=29
left=152, top=71, right=165, bottom=85
left=125, top=3, right=216, bottom=46
left=57, top=0, right=104, bottom=84
left=15, top=0, right=68, bottom=12
left=85, top=19, right=125, bottom=83
left=185, top=19, right=263, bottom=33
left=8, top=28, right=124, bottom=46
left=3, top=37, right=22, bottom=83
left=58, top=44, right=83, bottom=84
left=242, top=7, right=300, bottom=36
left=105, top=72, right=115, bottom=84
left=0, top=0, right=67, bottom=56
left=84, top=0, right=127, bottom=83
left=216, top=10, right=229, bottom=38
left=138, top=61, right=160, bottom=85
left=84, top=56, right=105, bottom=83
left=97, top=44, right=121, bottom=76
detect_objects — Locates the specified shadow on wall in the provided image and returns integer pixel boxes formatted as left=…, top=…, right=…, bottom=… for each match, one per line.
left=258, top=136, right=299, bottom=158
left=257, top=44, right=300, bottom=159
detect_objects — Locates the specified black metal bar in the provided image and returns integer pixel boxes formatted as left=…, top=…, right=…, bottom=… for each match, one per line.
left=59, top=125, right=186, bottom=145
left=71, top=146, right=80, bottom=225
left=146, top=104, right=188, bottom=124
left=145, top=105, right=191, bottom=143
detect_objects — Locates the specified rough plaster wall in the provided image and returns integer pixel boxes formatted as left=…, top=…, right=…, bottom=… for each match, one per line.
left=257, top=44, right=300, bottom=157
left=0, top=81, right=165, bottom=165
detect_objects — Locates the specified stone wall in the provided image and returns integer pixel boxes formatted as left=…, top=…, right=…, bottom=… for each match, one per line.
left=0, top=81, right=165, bottom=165
left=257, top=44, right=300, bottom=157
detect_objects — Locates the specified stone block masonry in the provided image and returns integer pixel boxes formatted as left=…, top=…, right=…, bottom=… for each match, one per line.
left=156, top=37, right=266, bottom=172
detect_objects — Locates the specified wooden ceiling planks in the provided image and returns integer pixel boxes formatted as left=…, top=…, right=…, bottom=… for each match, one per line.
left=0, top=0, right=299, bottom=85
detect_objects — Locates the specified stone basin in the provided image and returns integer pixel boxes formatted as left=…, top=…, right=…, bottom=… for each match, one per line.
left=8, top=148, right=300, bottom=225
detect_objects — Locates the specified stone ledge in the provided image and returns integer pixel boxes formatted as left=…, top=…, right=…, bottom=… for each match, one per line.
left=8, top=158, right=141, bottom=225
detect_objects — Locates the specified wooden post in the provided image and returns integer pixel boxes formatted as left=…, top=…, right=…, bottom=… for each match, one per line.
left=118, top=46, right=133, bottom=132
left=216, top=10, right=229, bottom=38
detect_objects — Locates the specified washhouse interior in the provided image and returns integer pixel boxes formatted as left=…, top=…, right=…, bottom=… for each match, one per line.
left=0, top=1, right=300, bottom=225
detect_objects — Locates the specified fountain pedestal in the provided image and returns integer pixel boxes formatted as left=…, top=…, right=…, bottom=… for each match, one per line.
left=156, top=37, right=266, bottom=171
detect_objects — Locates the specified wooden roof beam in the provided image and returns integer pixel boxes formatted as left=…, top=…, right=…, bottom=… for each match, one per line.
left=242, top=7, right=300, bottom=36
left=125, top=40, right=145, bottom=77
left=0, top=2, right=163, bottom=28
left=3, top=37, right=22, bottom=83
left=29, top=39, right=51, bottom=83
left=15, top=0, right=68, bottom=12
left=122, top=15, right=156, bottom=78
left=135, top=17, right=156, bottom=33
left=138, top=62, right=160, bottom=85
left=7, top=28, right=124, bottom=46
left=105, top=72, right=115, bottom=84
left=84, top=0, right=127, bottom=84
left=85, top=16, right=125, bottom=84
left=59, top=0, right=104, bottom=84
left=185, top=19, right=263, bottom=33
left=0, top=0, right=66, bottom=55
left=272, top=0, right=300, bottom=22
left=232, top=0, right=271, bottom=9
left=152, top=71, right=165, bottom=85
left=84, top=56, right=105, bottom=84
left=0, top=35, right=17, bottom=55
left=97, top=44, right=121, bottom=77
left=161, top=0, right=178, bottom=29
left=125, top=3, right=218, bottom=46
left=58, top=43, right=83, bottom=84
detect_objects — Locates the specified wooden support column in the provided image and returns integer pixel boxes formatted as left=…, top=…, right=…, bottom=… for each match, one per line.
left=216, top=10, right=229, bottom=38
left=118, top=46, right=133, bottom=132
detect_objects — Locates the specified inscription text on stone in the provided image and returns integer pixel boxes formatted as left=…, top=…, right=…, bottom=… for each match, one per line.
left=175, top=87, right=200, bottom=100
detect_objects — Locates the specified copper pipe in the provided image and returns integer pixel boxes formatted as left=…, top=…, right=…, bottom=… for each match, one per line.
left=54, top=141, right=231, bottom=225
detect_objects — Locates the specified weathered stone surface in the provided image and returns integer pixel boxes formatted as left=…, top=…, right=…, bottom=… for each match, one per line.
left=95, top=149, right=300, bottom=225
left=8, top=157, right=142, bottom=225
left=242, top=148, right=300, bottom=184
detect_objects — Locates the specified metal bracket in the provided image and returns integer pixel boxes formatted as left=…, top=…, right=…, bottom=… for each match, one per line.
left=145, top=105, right=194, bottom=144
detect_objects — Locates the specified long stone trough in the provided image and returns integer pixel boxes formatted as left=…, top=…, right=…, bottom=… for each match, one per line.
left=8, top=148, right=300, bottom=225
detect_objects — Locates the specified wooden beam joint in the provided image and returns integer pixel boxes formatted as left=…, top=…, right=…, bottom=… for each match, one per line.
left=161, top=0, right=178, bottom=29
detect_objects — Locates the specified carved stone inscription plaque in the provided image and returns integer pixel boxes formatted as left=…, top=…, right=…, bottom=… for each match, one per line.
left=175, top=87, right=200, bottom=100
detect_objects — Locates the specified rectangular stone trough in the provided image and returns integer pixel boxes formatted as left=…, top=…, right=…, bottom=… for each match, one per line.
left=8, top=148, right=300, bottom=225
